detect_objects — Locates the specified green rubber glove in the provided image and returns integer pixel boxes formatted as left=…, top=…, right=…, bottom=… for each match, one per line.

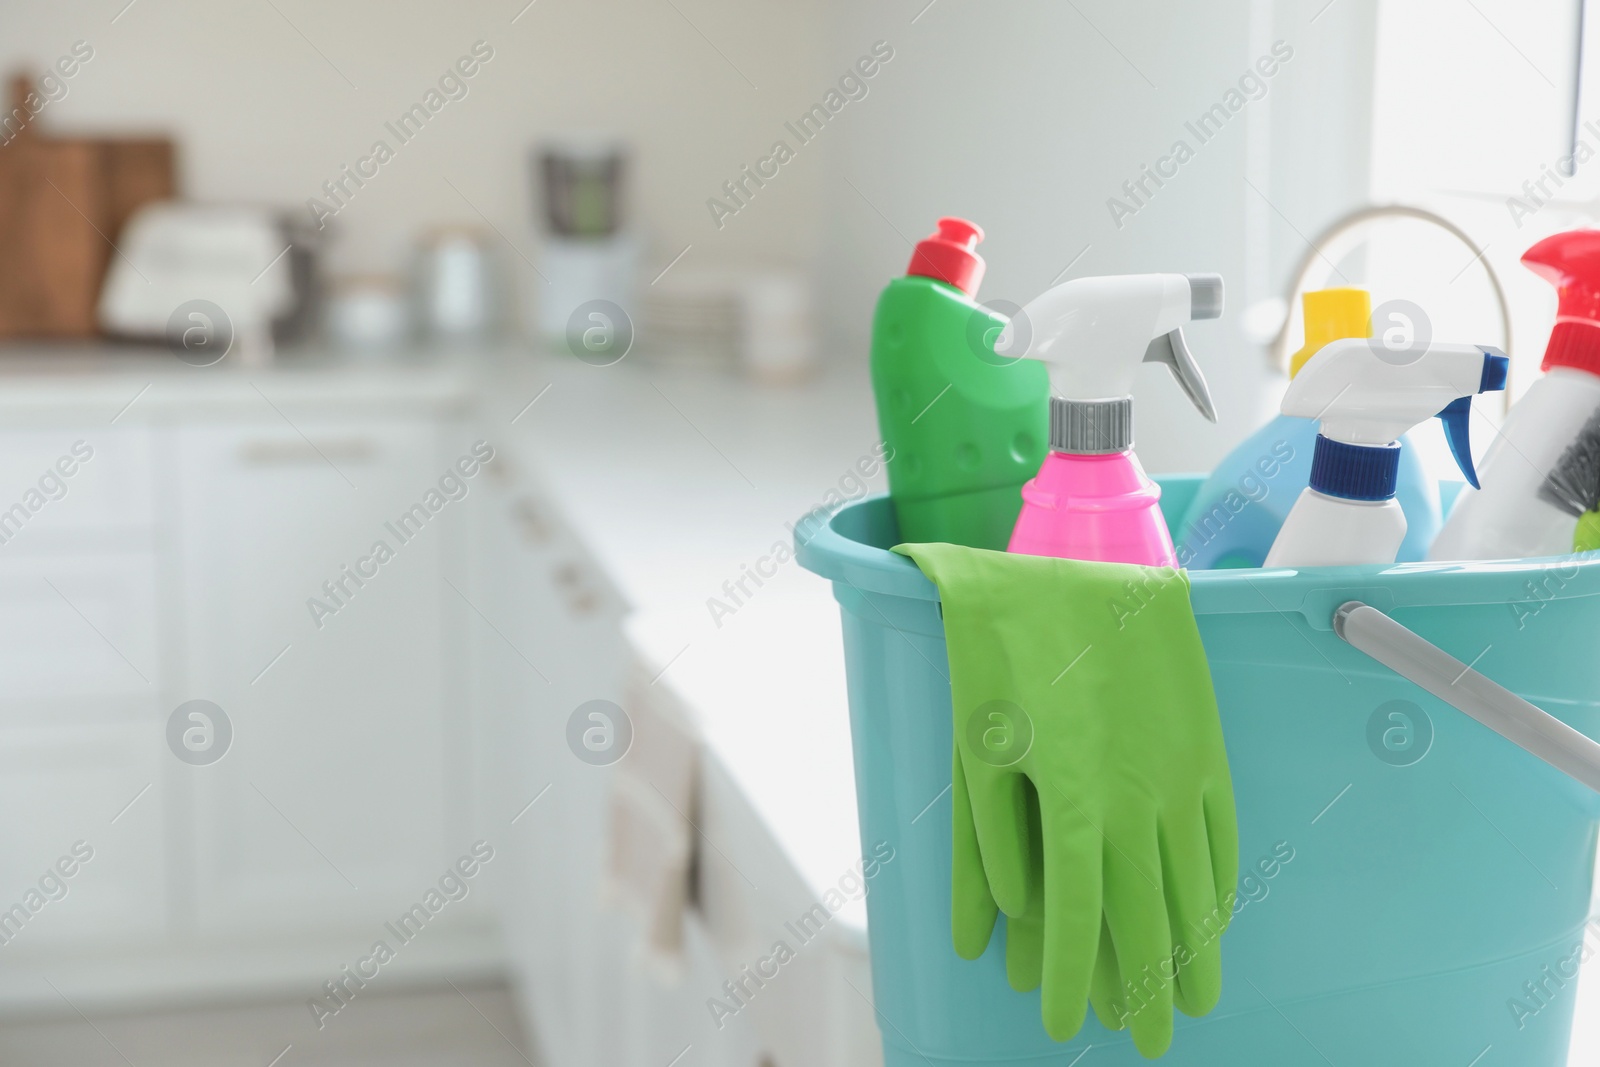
left=951, top=749, right=1127, bottom=1023
left=896, top=543, right=1239, bottom=1059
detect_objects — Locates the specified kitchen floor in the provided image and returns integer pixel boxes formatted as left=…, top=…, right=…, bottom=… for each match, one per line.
left=0, top=980, right=535, bottom=1066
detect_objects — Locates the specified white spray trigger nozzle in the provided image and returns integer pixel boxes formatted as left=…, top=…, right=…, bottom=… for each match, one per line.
left=995, top=273, right=1223, bottom=423
left=1144, top=328, right=1217, bottom=423
left=1284, top=338, right=1509, bottom=471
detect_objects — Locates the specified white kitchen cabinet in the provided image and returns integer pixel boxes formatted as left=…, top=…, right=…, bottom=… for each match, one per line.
left=0, top=722, right=165, bottom=954
left=0, top=551, right=161, bottom=709
left=470, top=472, right=630, bottom=1065
left=0, top=427, right=155, bottom=550
left=0, top=385, right=499, bottom=1008
left=168, top=417, right=470, bottom=934
left=0, top=355, right=876, bottom=1064
left=469, top=467, right=769, bottom=1067
left=0, top=422, right=168, bottom=966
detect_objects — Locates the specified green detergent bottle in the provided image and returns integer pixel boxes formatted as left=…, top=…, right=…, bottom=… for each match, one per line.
left=870, top=217, right=1049, bottom=549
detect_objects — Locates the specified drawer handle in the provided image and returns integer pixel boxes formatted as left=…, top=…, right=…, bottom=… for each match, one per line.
left=238, top=440, right=377, bottom=464
left=1333, top=601, right=1600, bottom=793
left=513, top=497, right=555, bottom=545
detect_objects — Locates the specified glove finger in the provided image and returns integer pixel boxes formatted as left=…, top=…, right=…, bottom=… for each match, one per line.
left=951, top=749, right=1000, bottom=960
left=1102, top=825, right=1175, bottom=1058
left=1205, top=785, right=1240, bottom=921
left=1036, top=794, right=1103, bottom=1044
left=1004, top=783, right=1047, bottom=990
left=1005, top=905, right=1045, bottom=992
left=1158, top=807, right=1225, bottom=1018
left=962, top=760, right=1033, bottom=916
left=1088, top=913, right=1127, bottom=1031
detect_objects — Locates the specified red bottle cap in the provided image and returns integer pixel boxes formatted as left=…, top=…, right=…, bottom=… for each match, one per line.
left=907, top=217, right=985, bottom=296
left=1523, top=229, right=1600, bottom=377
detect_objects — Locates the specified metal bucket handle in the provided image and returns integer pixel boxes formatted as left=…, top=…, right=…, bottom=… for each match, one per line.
left=1334, top=601, right=1600, bottom=794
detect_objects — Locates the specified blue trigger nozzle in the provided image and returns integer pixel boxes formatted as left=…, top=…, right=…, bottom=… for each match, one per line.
left=1436, top=396, right=1479, bottom=489
left=1435, top=352, right=1507, bottom=491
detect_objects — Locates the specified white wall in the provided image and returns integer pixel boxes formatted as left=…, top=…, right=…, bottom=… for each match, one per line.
left=822, top=0, right=1380, bottom=471
left=0, top=0, right=830, bottom=276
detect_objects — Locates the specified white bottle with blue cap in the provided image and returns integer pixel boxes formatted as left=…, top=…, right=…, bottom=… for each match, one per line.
left=1264, top=338, right=1509, bottom=567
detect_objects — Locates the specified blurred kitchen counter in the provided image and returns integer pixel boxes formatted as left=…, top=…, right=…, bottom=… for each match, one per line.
left=477, top=346, right=881, bottom=934
left=0, top=338, right=879, bottom=927
left=470, top=346, right=886, bottom=1067
left=0, top=343, right=478, bottom=418
left=0, top=340, right=883, bottom=1064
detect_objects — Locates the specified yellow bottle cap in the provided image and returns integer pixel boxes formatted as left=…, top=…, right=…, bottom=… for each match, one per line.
left=1289, top=287, right=1371, bottom=378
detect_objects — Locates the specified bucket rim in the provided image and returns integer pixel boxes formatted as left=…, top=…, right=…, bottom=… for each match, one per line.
left=795, top=494, right=1600, bottom=620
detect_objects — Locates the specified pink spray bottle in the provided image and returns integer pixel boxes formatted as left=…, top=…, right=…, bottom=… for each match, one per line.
left=998, top=273, right=1223, bottom=565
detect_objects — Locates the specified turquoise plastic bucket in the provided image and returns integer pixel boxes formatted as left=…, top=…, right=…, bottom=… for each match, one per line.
left=796, top=479, right=1600, bottom=1066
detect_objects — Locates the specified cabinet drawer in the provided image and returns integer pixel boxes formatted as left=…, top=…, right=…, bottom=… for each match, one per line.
left=0, top=722, right=166, bottom=952
left=0, top=428, right=154, bottom=547
left=0, top=552, right=160, bottom=706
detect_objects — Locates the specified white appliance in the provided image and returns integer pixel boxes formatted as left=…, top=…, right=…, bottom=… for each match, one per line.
left=98, top=202, right=303, bottom=366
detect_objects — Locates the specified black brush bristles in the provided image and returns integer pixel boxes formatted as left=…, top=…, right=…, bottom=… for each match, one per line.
left=1539, top=404, right=1600, bottom=517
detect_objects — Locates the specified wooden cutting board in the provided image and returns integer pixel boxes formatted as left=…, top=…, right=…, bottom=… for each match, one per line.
left=0, top=74, right=176, bottom=339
